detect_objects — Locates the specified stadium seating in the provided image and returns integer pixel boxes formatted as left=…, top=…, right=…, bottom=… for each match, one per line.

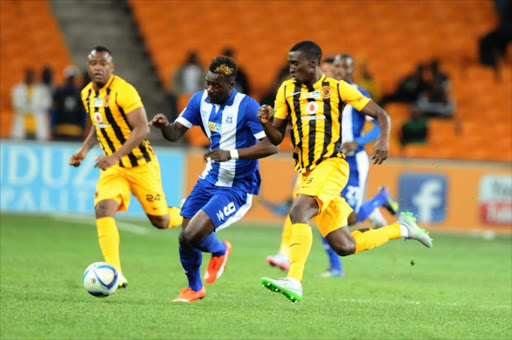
left=136, top=1, right=512, bottom=162
left=0, top=0, right=72, bottom=138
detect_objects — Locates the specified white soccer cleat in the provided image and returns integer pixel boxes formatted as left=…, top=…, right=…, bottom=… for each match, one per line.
left=398, top=212, right=433, bottom=248
left=118, top=272, right=128, bottom=288
left=265, top=253, right=290, bottom=271
left=261, top=277, right=303, bottom=302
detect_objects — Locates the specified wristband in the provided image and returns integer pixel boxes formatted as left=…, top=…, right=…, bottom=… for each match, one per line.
left=230, top=149, right=239, bottom=160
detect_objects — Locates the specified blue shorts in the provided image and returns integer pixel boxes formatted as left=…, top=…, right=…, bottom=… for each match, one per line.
left=181, top=179, right=253, bottom=231
left=340, top=150, right=370, bottom=212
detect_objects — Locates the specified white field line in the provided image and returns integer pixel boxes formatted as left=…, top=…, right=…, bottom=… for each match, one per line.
left=332, top=297, right=511, bottom=310
left=49, top=214, right=150, bottom=235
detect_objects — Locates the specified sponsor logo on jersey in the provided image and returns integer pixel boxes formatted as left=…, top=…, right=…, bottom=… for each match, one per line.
left=306, top=101, right=318, bottom=115
left=301, top=91, right=320, bottom=99
left=209, top=122, right=222, bottom=132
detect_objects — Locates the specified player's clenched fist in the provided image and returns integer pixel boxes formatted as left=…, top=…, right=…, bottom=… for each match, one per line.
left=69, top=150, right=87, bottom=167
left=257, top=105, right=273, bottom=125
left=148, top=113, right=169, bottom=129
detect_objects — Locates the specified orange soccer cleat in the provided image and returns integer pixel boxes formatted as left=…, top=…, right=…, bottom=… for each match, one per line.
left=172, top=286, right=206, bottom=302
left=204, top=241, right=232, bottom=284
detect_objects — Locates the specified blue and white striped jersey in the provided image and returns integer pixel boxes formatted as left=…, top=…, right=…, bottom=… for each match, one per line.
left=176, top=89, right=266, bottom=194
left=341, top=82, right=378, bottom=155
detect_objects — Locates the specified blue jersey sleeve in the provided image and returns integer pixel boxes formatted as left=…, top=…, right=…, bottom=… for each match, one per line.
left=244, top=97, right=265, bottom=139
left=355, top=120, right=380, bottom=146
left=179, top=91, right=204, bottom=126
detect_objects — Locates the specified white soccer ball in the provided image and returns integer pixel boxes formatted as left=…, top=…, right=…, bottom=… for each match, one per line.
left=83, top=262, right=119, bottom=297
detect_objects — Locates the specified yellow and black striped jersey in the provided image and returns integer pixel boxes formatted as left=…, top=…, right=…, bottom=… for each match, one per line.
left=274, top=75, right=370, bottom=173
left=81, top=75, right=156, bottom=168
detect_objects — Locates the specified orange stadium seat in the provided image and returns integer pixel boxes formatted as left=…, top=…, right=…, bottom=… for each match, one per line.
left=0, top=0, right=72, bottom=138
left=128, top=0, right=510, bottom=162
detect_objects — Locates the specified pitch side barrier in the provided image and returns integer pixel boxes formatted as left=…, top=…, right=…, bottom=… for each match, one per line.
left=0, top=141, right=184, bottom=217
left=184, top=150, right=511, bottom=233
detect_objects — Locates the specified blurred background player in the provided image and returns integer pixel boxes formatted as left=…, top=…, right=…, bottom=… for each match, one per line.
left=258, top=40, right=432, bottom=302
left=265, top=54, right=399, bottom=278
left=69, top=46, right=182, bottom=288
left=11, top=68, right=52, bottom=141
left=149, top=55, right=277, bottom=302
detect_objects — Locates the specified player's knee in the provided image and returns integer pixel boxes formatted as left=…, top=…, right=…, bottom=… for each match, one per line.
left=183, top=227, right=202, bottom=246
left=178, top=231, right=188, bottom=247
left=150, top=216, right=168, bottom=229
left=95, top=203, right=112, bottom=219
left=330, top=240, right=356, bottom=256
left=347, top=212, right=358, bottom=226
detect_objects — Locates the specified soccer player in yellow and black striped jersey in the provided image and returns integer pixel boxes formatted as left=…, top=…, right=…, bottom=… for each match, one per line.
left=69, top=46, right=182, bottom=288
left=258, top=40, right=432, bottom=302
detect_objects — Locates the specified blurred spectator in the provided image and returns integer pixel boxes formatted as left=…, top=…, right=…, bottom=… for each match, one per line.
left=413, top=75, right=455, bottom=118
left=167, top=50, right=207, bottom=120
left=379, top=64, right=428, bottom=107
left=52, top=66, right=86, bottom=141
left=222, top=47, right=251, bottom=95
left=356, top=58, right=381, bottom=103
left=169, top=50, right=206, bottom=95
left=429, top=58, right=450, bottom=91
left=399, top=107, right=428, bottom=146
left=479, top=0, right=512, bottom=71
left=321, top=56, right=335, bottom=77
left=11, top=68, right=52, bottom=140
left=42, top=66, right=56, bottom=95
left=81, top=68, right=91, bottom=89
left=260, top=62, right=291, bottom=106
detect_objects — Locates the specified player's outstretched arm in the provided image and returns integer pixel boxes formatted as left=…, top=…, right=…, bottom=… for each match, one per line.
left=257, top=105, right=287, bottom=146
left=360, top=101, right=390, bottom=164
left=69, top=127, right=97, bottom=167
left=203, top=137, right=278, bottom=163
left=149, top=113, right=188, bottom=142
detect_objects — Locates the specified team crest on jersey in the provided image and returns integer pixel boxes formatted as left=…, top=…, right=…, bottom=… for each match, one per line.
left=225, top=114, right=233, bottom=124
left=321, top=86, right=332, bottom=98
left=302, top=91, right=320, bottom=99
left=306, top=101, right=318, bottom=115
left=103, top=95, right=111, bottom=107
left=209, top=122, right=222, bottom=132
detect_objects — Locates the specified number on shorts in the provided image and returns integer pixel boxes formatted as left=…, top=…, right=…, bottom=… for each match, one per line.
left=223, top=202, right=236, bottom=216
left=146, top=194, right=161, bottom=202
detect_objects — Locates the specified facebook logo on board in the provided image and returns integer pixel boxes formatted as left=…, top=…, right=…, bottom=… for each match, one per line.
left=399, top=173, right=447, bottom=223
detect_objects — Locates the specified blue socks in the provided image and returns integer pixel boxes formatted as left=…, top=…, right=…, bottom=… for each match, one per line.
left=196, top=232, right=226, bottom=256
left=357, top=193, right=387, bottom=222
left=321, top=236, right=343, bottom=272
left=179, top=232, right=226, bottom=291
left=179, top=246, right=203, bottom=291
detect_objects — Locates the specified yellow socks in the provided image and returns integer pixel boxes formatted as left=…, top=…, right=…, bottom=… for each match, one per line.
left=167, top=207, right=183, bottom=228
left=279, top=216, right=293, bottom=257
left=287, top=223, right=313, bottom=282
left=352, top=222, right=401, bottom=254
left=96, top=217, right=122, bottom=272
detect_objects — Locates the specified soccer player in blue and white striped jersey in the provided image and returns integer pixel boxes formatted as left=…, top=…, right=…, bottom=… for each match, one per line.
left=149, top=55, right=277, bottom=302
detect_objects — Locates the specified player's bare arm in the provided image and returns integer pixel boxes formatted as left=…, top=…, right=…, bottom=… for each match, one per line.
left=257, top=105, right=288, bottom=145
left=360, top=101, right=390, bottom=164
left=69, top=128, right=98, bottom=167
left=94, top=107, right=149, bottom=170
left=149, top=113, right=188, bottom=141
left=203, top=137, right=278, bottom=163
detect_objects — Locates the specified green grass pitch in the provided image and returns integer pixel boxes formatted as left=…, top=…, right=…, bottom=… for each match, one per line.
left=1, top=213, right=511, bottom=339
